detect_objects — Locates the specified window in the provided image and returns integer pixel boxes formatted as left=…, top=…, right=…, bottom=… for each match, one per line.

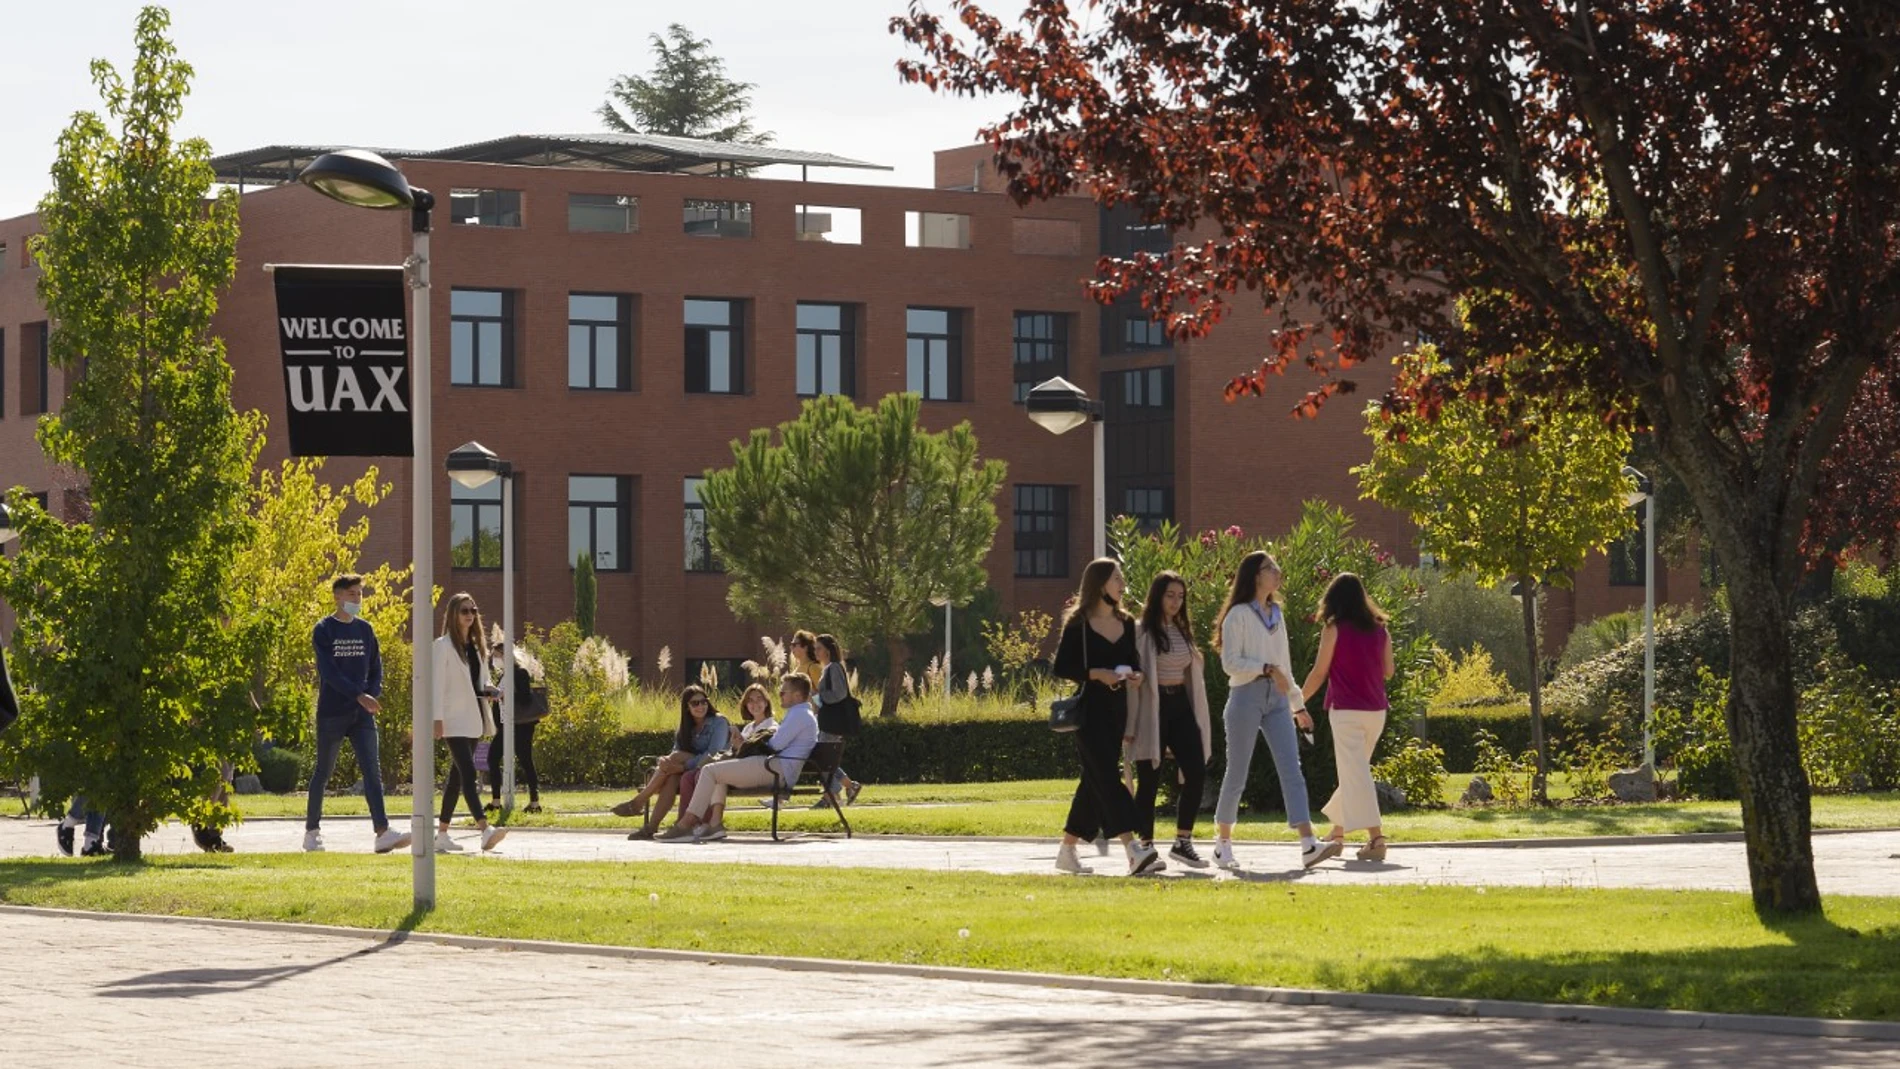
left=449, top=188, right=523, bottom=227
left=568, top=193, right=637, bottom=233
left=796, top=303, right=854, bottom=397
left=34, top=322, right=49, bottom=414
left=684, top=657, right=747, bottom=692
left=450, top=289, right=514, bottom=387
left=685, top=298, right=745, bottom=394
left=906, top=210, right=971, bottom=249
left=21, top=321, right=49, bottom=416
left=1609, top=506, right=1647, bottom=586
left=1014, top=484, right=1070, bottom=578
left=450, top=479, right=504, bottom=570
left=684, top=477, right=719, bottom=573
left=1012, top=312, right=1069, bottom=402
left=1121, top=367, right=1168, bottom=407
left=569, top=475, right=631, bottom=572
left=795, top=205, right=862, bottom=244
left=906, top=307, right=962, bottom=401
left=569, top=293, right=632, bottom=390
left=1123, top=487, right=1171, bottom=533
left=683, top=199, right=752, bottom=238
left=1103, top=294, right=1170, bottom=354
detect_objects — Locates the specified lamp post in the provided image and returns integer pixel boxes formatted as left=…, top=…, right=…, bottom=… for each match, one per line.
left=1622, top=465, right=1657, bottom=774
left=929, top=593, right=954, bottom=708
left=297, top=149, right=438, bottom=910
left=447, top=442, right=516, bottom=814
left=1025, top=376, right=1107, bottom=560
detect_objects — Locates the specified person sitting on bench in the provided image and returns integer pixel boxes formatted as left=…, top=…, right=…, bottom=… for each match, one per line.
left=658, top=673, right=818, bottom=843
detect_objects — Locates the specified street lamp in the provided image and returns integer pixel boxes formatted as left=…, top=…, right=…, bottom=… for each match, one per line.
left=1622, top=465, right=1657, bottom=774
left=0, top=500, right=16, bottom=545
left=447, top=442, right=517, bottom=815
left=929, top=593, right=956, bottom=707
left=298, top=149, right=439, bottom=910
left=1025, top=376, right=1106, bottom=559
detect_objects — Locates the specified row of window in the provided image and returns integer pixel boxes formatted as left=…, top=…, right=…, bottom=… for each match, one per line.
left=448, top=477, right=1125, bottom=580
left=452, top=188, right=974, bottom=250
left=448, top=290, right=1081, bottom=402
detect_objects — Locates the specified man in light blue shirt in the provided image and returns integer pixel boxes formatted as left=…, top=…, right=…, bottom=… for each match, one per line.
left=659, top=674, right=819, bottom=843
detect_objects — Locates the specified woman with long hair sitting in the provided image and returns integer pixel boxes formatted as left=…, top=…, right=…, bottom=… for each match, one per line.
left=616, top=685, right=730, bottom=840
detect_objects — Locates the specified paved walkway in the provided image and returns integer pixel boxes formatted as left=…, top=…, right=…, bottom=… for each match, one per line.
left=3, top=818, right=1896, bottom=895
left=0, top=909, right=1893, bottom=1068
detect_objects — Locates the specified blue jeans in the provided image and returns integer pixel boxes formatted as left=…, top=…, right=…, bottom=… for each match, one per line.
left=306, top=709, right=389, bottom=832
left=66, top=795, right=105, bottom=840
left=1215, top=678, right=1311, bottom=827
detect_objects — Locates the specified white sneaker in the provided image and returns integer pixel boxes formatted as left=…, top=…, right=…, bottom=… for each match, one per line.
left=480, top=825, right=508, bottom=852
left=1092, top=834, right=1112, bottom=857
left=302, top=830, right=324, bottom=853
left=434, top=831, right=464, bottom=853
left=1055, top=842, right=1089, bottom=874
left=1301, top=838, right=1345, bottom=869
left=1212, top=840, right=1239, bottom=870
left=1126, top=840, right=1163, bottom=876
left=373, top=828, right=412, bottom=854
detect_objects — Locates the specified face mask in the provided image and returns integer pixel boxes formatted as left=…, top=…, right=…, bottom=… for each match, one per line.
left=341, top=601, right=362, bottom=618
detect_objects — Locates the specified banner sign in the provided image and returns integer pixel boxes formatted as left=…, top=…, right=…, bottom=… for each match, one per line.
left=273, top=265, right=413, bottom=457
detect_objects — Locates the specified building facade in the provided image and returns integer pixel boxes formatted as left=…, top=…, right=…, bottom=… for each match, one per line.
left=0, top=134, right=1694, bottom=673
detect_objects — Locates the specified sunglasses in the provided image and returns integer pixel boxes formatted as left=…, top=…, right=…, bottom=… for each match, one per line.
left=457, top=607, right=479, bottom=616
left=689, top=698, right=709, bottom=707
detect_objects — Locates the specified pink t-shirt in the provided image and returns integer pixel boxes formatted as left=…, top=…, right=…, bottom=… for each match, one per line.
left=1325, top=623, right=1389, bottom=711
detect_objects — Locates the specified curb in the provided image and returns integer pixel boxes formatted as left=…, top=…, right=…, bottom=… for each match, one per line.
left=3, top=903, right=1896, bottom=1042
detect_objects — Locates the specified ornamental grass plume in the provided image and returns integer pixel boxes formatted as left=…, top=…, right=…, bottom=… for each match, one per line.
left=573, top=635, right=631, bottom=690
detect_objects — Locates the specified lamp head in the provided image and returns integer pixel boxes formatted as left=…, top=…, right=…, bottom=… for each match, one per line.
left=0, top=500, right=15, bottom=546
left=298, top=149, right=416, bottom=210
left=1024, top=375, right=1098, bottom=435
left=446, top=441, right=510, bottom=489
left=1621, top=465, right=1653, bottom=506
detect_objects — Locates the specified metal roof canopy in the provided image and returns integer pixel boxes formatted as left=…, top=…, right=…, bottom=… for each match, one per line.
left=212, top=132, right=891, bottom=187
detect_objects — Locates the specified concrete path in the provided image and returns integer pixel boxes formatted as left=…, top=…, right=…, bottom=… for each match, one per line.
left=3, top=818, right=1896, bottom=896
left=0, top=909, right=1893, bottom=1068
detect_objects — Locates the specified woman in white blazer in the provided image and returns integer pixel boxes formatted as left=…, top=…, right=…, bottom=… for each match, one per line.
left=1211, top=551, right=1340, bottom=871
left=1127, top=571, right=1213, bottom=868
left=432, top=592, right=507, bottom=853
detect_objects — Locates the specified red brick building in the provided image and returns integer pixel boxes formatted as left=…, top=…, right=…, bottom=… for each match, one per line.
left=0, top=133, right=1693, bottom=673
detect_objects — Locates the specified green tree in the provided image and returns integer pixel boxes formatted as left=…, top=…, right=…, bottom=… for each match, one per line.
left=1357, top=347, right=1636, bottom=801
left=0, top=7, right=264, bottom=859
left=700, top=394, right=1005, bottom=717
left=574, top=552, right=597, bottom=638
left=231, top=459, right=390, bottom=746
left=599, top=23, right=773, bottom=146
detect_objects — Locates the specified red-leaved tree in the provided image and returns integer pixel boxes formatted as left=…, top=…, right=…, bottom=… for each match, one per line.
left=894, top=1, right=1900, bottom=914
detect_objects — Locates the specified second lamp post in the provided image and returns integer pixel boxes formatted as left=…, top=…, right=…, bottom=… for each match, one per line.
left=1025, top=376, right=1107, bottom=560
left=448, top=442, right=518, bottom=814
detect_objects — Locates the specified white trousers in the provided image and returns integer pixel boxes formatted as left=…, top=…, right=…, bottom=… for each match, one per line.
left=1321, top=708, right=1387, bottom=832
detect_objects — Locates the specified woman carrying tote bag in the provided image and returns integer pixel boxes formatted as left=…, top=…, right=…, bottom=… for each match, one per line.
left=811, top=634, right=863, bottom=805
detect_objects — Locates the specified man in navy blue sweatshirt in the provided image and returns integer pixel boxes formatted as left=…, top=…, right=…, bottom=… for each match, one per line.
left=307, top=574, right=411, bottom=854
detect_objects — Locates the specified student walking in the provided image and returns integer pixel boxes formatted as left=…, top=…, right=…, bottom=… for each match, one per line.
left=810, top=633, right=862, bottom=805
left=485, top=639, right=544, bottom=814
left=432, top=593, right=507, bottom=853
left=1051, top=558, right=1163, bottom=876
left=615, top=685, right=730, bottom=839
left=1212, top=551, right=1341, bottom=871
left=305, top=574, right=411, bottom=855
left=1303, top=573, right=1397, bottom=861
left=1129, top=571, right=1212, bottom=868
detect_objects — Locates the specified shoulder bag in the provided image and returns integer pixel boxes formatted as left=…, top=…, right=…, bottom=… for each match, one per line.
left=1048, top=622, right=1089, bottom=733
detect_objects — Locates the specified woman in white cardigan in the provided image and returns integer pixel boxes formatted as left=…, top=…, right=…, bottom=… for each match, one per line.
left=1127, top=571, right=1213, bottom=868
left=432, top=592, right=507, bottom=853
left=1212, top=551, right=1341, bottom=871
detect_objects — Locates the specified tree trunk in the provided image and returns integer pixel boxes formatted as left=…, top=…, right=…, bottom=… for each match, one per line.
left=1724, top=561, right=1821, bottom=915
left=1519, top=575, right=1549, bottom=803
left=880, top=637, right=906, bottom=718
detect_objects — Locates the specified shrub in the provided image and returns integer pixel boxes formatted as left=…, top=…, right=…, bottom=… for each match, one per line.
left=1430, top=646, right=1517, bottom=706
left=1559, top=736, right=1627, bottom=802
left=527, top=623, right=632, bottom=786
left=1799, top=661, right=1900, bottom=791
left=1557, top=609, right=1645, bottom=672
left=1654, top=666, right=1736, bottom=800
left=1415, top=570, right=1535, bottom=690
left=1373, top=737, right=1448, bottom=809
left=1472, top=729, right=1538, bottom=807
left=254, top=745, right=301, bottom=793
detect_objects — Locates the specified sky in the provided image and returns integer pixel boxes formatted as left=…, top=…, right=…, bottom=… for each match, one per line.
left=0, top=0, right=1012, bottom=218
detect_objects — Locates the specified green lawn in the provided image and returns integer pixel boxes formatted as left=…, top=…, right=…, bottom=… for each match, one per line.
left=230, top=780, right=1900, bottom=842
left=1, top=854, right=1893, bottom=1021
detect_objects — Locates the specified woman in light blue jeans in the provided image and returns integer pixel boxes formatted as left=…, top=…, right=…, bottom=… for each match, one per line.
left=1210, top=550, right=1341, bottom=871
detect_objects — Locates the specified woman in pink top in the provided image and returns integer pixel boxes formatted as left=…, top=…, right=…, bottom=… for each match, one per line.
left=1300, top=573, right=1396, bottom=861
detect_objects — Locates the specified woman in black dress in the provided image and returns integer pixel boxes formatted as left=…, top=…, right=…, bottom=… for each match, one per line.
left=1051, top=557, right=1162, bottom=876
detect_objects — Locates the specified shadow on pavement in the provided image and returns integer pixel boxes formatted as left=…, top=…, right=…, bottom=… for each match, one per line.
left=96, top=905, right=431, bottom=999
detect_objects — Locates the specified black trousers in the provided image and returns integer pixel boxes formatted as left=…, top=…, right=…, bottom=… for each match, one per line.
left=486, top=720, right=540, bottom=800
left=1064, top=695, right=1139, bottom=841
left=1134, top=686, right=1208, bottom=842
left=440, top=737, right=485, bottom=824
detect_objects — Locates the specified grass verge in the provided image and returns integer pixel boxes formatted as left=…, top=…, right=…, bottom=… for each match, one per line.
left=1, top=854, right=1894, bottom=1021
left=218, top=783, right=1900, bottom=842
